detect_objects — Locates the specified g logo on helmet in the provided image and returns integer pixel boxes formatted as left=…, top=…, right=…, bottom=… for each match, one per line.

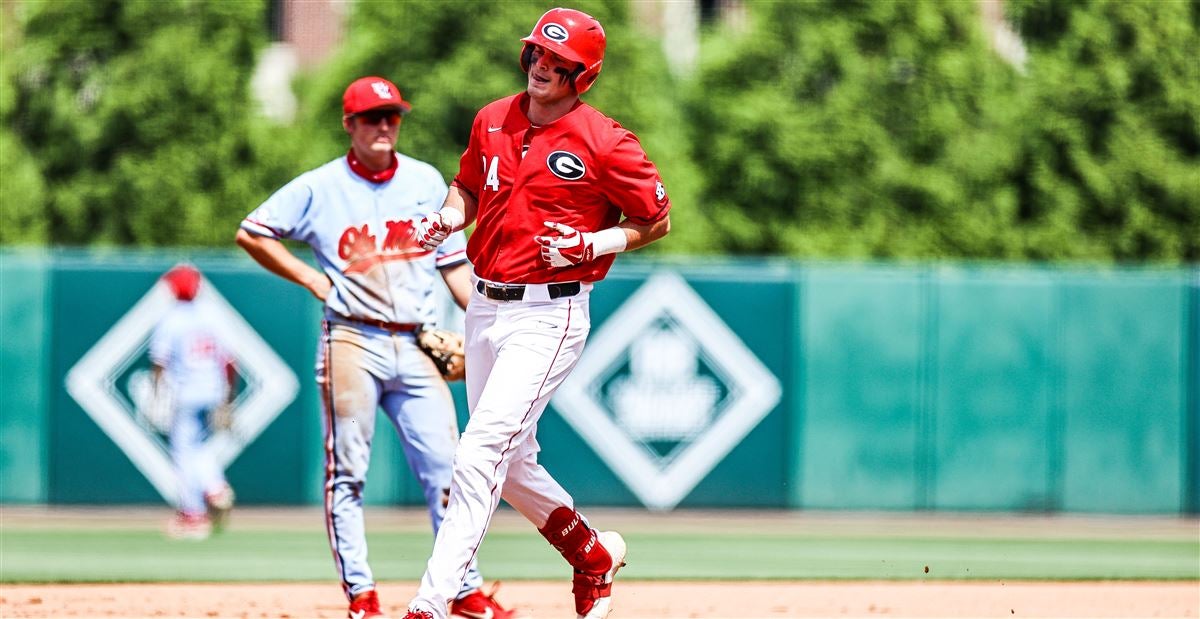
left=542, top=23, right=569, bottom=42
left=547, top=151, right=586, bottom=180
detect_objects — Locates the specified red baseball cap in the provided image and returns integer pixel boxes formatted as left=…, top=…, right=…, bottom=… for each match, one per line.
left=342, top=77, right=412, bottom=116
left=163, top=263, right=201, bottom=301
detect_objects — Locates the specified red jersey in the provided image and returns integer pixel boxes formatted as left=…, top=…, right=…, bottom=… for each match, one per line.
left=453, top=93, right=671, bottom=283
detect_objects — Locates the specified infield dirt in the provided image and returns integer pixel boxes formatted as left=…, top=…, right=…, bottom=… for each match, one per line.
left=2, top=580, right=1198, bottom=618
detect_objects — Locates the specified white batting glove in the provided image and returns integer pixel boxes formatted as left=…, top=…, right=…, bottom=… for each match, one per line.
left=536, top=222, right=596, bottom=267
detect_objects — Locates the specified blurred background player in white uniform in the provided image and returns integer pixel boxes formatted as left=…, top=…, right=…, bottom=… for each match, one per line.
left=237, top=77, right=521, bottom=619
left=151, top=263, right=236, bottom=540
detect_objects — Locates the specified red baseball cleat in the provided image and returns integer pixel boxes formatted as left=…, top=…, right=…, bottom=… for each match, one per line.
left=572, top=531, right=627, bottom=619
left=401, top=611, right=433, bottom=619
left=450, top=582, right=528, bottom=619
left=165, top=512, right=211, bottom=541
left=348, top=589, right=388, bottom=619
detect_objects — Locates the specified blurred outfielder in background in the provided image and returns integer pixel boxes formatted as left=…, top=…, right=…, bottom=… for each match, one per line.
left=151, top=263, right=236, bottom=540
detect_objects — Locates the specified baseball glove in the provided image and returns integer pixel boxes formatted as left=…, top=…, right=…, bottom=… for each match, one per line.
left=417, top=328, right=466, bottom=381
left=210, top=402, right=234, bottom=432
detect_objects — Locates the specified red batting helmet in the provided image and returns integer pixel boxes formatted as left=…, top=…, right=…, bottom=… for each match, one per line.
left=520, top=8, right=606, bottom=95
left=163, top=264, right=201, bottom=301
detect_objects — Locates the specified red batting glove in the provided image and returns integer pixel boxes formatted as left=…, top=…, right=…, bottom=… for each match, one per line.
left=535, top=221, right=595, bottom=267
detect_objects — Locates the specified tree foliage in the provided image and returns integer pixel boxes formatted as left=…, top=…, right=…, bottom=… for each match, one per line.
left=2, top=0, right=294, bottom=246
left=686, top=0, right=1198, bottom=261
left=2, top=0, right=1196, bottom=262
left=1004, top=0, right=1200, bottom=260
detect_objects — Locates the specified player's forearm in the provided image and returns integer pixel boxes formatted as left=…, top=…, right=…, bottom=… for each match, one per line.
left=616, top=214, right=670, bottom=253
left=440, top=262, right=473, bottom=311
left=537, top=214, right=671, bottom=268
left=440, top=185, right=478, bottom=232
left=235, top=229, right=330, bottom=299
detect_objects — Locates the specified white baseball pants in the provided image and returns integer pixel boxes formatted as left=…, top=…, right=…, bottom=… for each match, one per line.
left=411, top=279, right=593, bottom=618
left=170, top=402, right=225, bottom=516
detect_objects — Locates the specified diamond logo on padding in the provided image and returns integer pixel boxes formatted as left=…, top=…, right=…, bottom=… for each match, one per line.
left=65, top=276, right=298, bottom=506
left=554, top=272, right=782, bottom=510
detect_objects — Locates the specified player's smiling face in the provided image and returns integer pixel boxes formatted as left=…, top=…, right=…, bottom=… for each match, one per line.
left=526, top=45, right=577, bottom=104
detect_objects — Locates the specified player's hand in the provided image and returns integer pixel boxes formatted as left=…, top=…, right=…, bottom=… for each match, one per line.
left=413, top=212, right=452, bottom=251
left=536, top=221, right=595, bottom=267
left=305, top=272, right=333, bottom=302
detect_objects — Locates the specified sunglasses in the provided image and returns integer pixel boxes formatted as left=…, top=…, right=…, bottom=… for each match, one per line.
left=354, top=110, right=402, bottom=125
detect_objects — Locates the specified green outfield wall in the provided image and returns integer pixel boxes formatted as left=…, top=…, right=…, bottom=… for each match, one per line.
left=1, top=249, right=1196, bottom=514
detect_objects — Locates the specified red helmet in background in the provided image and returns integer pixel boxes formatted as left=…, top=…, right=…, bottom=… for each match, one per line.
left=520, top=8, right=606, bottom=94
left=163, top=264, right=201, bottom=301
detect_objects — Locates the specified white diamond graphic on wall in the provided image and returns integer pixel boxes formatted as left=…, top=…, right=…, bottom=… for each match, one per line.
left=65, top=276, right=299, bottom=506
left=554, top=271, right=782, bottom=511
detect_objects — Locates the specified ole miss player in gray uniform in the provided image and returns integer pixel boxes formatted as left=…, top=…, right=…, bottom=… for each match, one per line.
left=237, top=77, right=521, bottom=619
left=405, top=9, right=671, bottom=619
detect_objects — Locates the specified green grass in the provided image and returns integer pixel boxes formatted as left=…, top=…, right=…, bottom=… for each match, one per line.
left=2, top=528, right=1196, bottom=583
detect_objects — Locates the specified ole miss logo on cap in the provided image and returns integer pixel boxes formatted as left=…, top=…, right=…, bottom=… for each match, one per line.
left=369, top=81, right=395, bottom=100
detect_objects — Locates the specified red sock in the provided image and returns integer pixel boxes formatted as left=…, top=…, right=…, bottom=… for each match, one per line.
left=539, top=506, right=612, bottom=575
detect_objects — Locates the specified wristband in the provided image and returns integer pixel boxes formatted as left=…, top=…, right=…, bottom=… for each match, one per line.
left=438, top=207, right=466, bottom=231
left=590, top=227, right=628, bottom=257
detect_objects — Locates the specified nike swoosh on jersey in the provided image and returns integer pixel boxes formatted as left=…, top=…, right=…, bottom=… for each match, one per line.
left=487, top=126, right=502, bottom=133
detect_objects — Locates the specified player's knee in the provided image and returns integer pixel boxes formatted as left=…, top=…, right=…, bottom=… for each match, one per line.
left=449, top=448, right=503, bottom=485
left=457, top=422, right=519, bottom=454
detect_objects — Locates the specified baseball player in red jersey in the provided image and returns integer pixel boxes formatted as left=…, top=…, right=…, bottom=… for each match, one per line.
left=403, top=8, right=671, bottom=619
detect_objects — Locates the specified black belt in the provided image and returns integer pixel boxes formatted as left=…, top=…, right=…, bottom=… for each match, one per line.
left=476, top=280, right=581, bottom=301
left=341, top=317, right=422, bottom=333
